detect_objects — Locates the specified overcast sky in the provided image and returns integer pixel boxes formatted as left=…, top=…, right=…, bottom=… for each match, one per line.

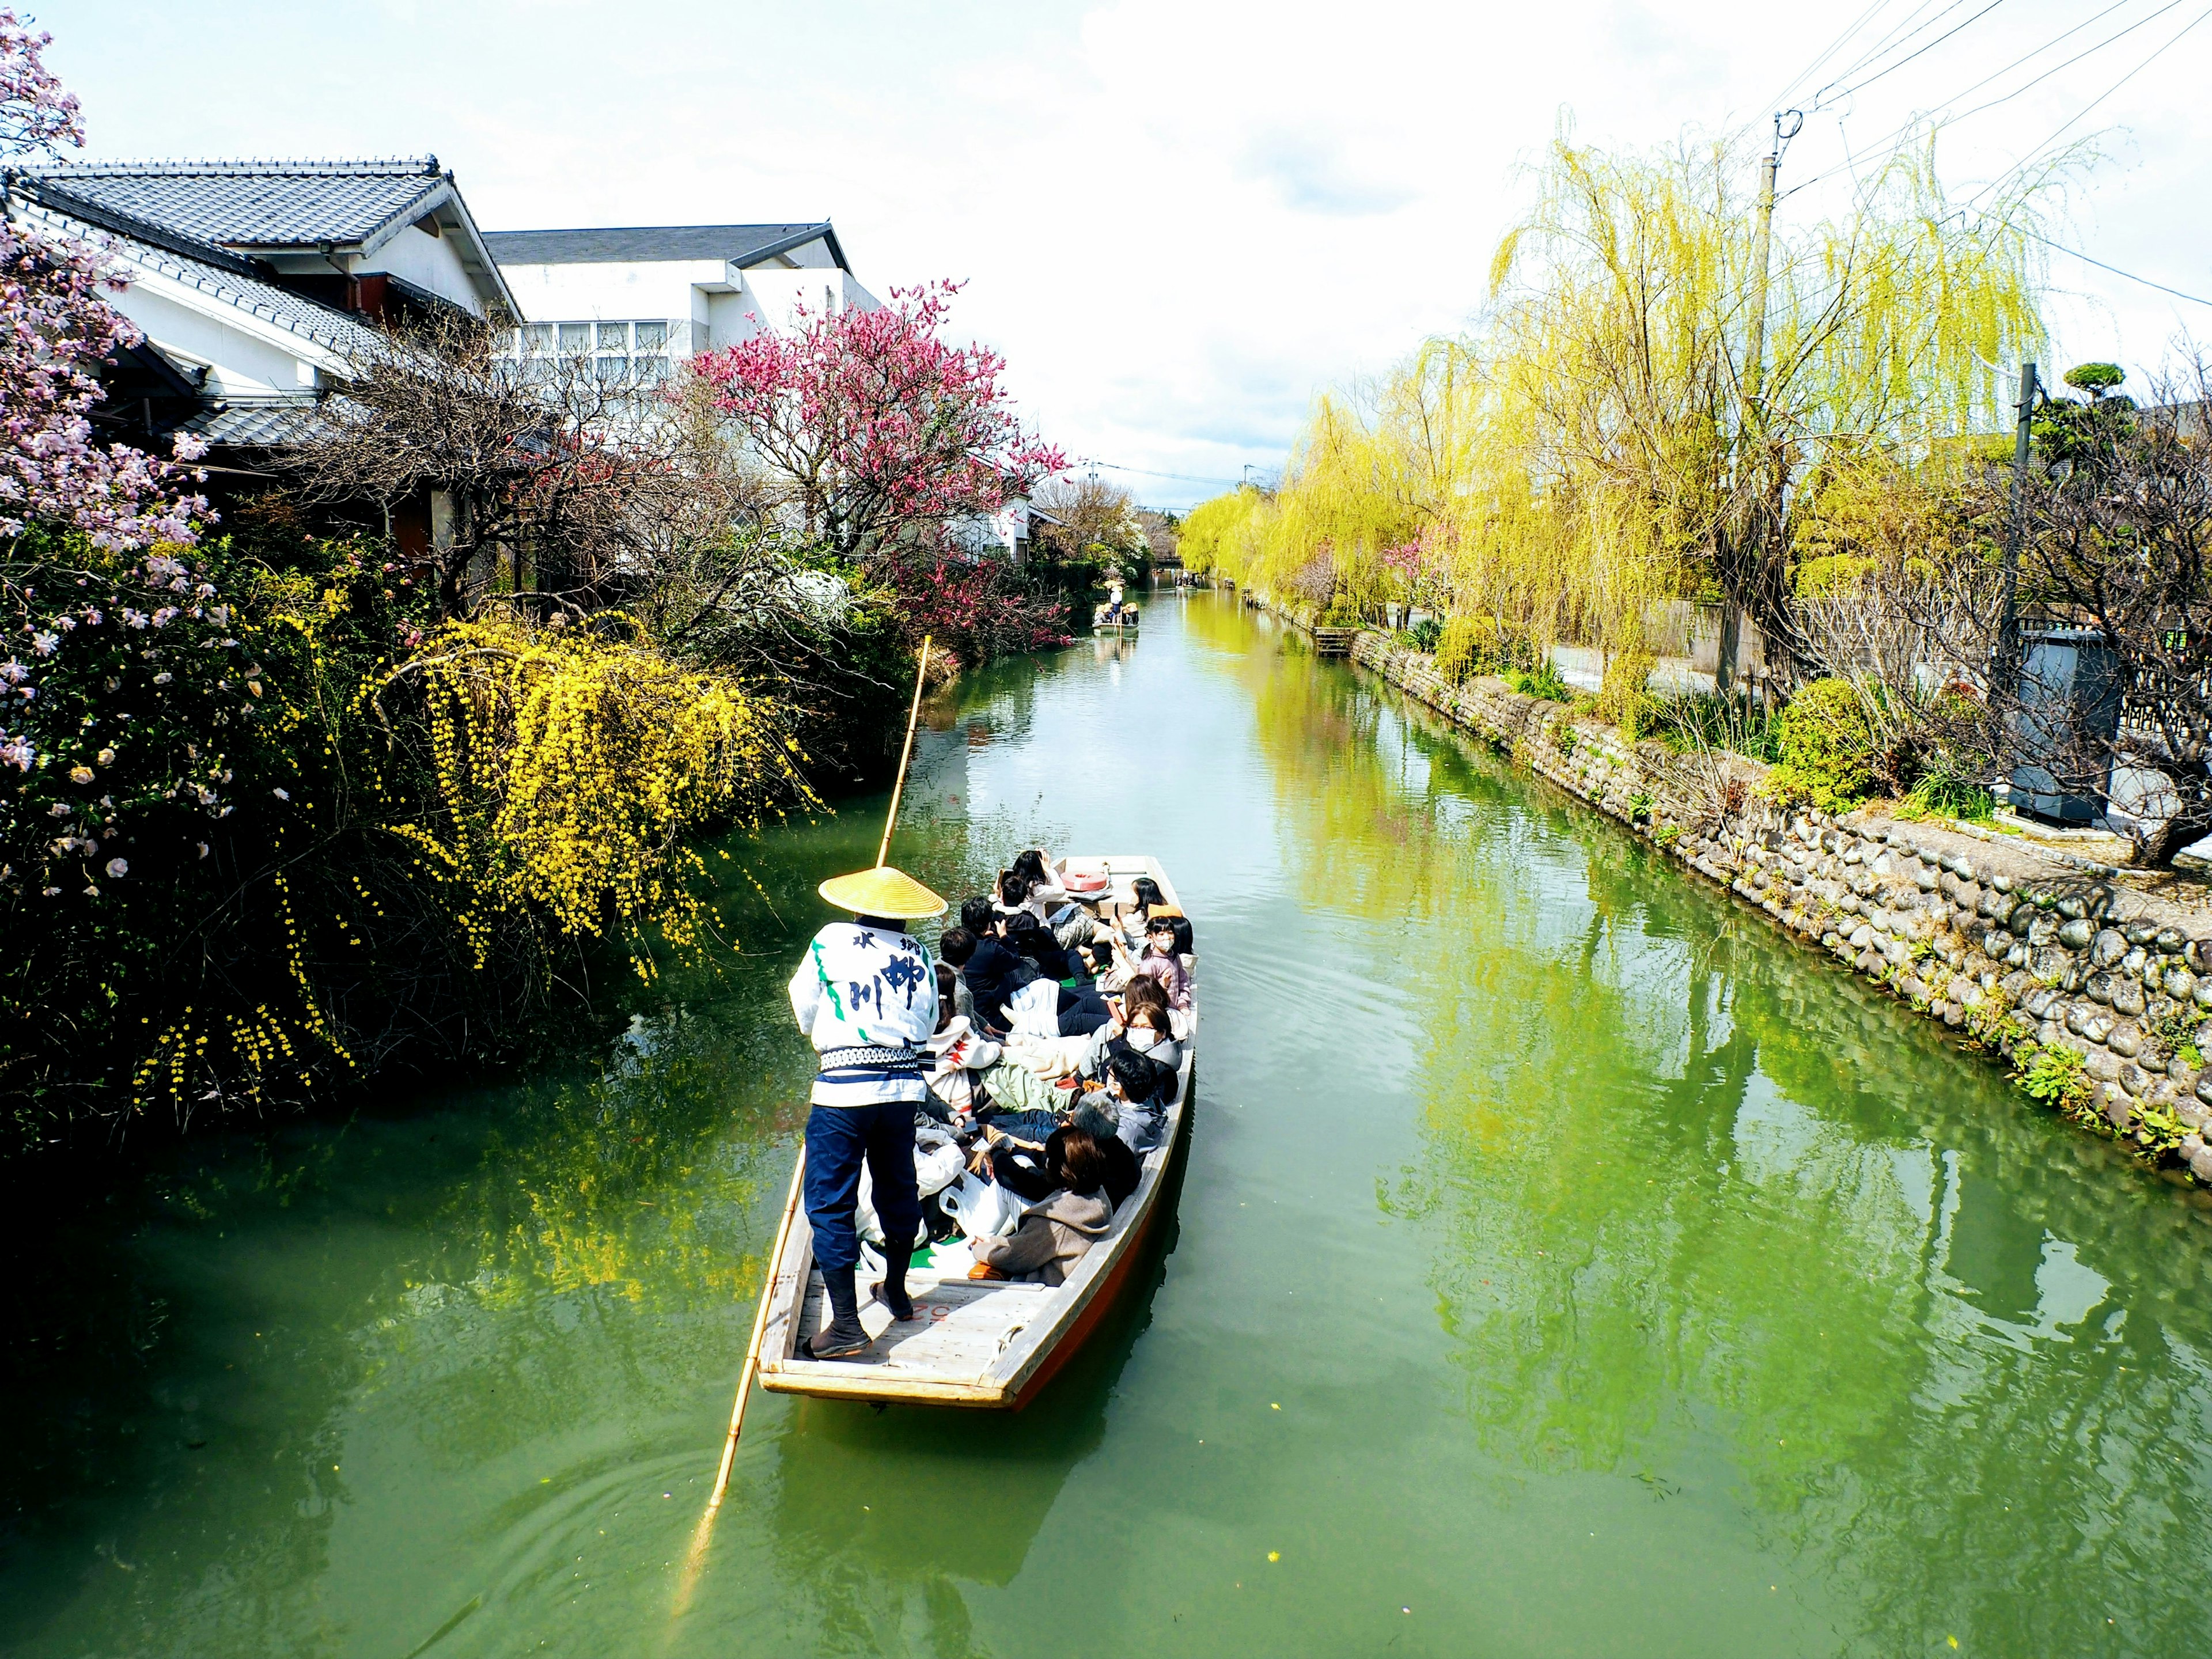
left=38, top=0, right=2212, bottom=508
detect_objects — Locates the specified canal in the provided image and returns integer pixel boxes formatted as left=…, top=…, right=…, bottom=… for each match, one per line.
left=6, top=593, right=2211, bottom=1658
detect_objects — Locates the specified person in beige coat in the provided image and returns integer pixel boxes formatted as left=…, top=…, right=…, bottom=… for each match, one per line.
left=969, top=1127, right=1115, bottom=1286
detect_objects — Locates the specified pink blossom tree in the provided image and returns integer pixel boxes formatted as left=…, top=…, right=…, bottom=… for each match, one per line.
left=1, top=12, right=215, bottom=785
left=0, top=11, right=207, bottom=551
left=690, top=280, right=1063, bottom=563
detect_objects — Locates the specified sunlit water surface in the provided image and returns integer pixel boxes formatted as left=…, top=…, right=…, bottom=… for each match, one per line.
left=7, top=596, right=2212, bottom=1658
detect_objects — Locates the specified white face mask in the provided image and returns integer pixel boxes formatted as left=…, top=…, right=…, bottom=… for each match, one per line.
left=1127, top=1028, right=1162, bottom=1053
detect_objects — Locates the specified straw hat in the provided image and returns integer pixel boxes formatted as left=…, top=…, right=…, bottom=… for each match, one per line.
left=817, top=864, right=948, bottom=919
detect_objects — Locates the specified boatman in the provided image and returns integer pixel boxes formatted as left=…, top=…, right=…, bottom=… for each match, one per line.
left=786, top=863, right=946, bottom=1361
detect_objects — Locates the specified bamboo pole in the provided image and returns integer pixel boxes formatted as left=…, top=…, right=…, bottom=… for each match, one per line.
left=875, top=636, right=931, bottom=868
left=679, top=635, right=938, bottom=1600
left=703, top=1152, right=805, bottom=1513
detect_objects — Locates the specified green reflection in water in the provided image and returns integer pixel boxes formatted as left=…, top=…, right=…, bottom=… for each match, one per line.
left=3, top=595, right=2210, bottom=1659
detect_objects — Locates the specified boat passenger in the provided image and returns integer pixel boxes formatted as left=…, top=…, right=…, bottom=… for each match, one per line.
left=1070, top=1096, right=1141, bottom=1209
left=1103, top=1049, right=1171, bottom=1156
left=1005, top=909, right=1088, bottom=986
left=968, top=1128, right=1115, bottom=1286
left=1116, top=916, right=1192, bottom=1011
left=786, top=864, right=945, bottom=1361
left=1009, top=850, right=1069, bottom=909
left=924, top=993, right=1000, bottom=1127
left=943, top=926, right=1113, bottom=1039
left=1080, top=1001, right=1180, bottom=1097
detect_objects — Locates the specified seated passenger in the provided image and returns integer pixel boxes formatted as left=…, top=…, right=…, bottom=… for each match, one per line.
left=1080, top=1001, right=1180, bottom=1097
left=1103, top=1048, right=1172, bottom=1155
left=1009, top=850, right=1069, bottom=910
left=1115, top=915, right=1192, bottom=1010
left=925, top=966, right=1000, bottom=1126
left=1070, top=1097, right=1141, bottom=1209
left=1005, top=910, right=1085, bottom=984
left=941, top=926, right=1109, bottom=1039
left=960, top=895, right=1000, bottom=937
left=969, top=1128, right=1115, bottom=1285
left=994, top=869, right=1048, bottom=929
left=1006, top=853, right=1097, bottom=950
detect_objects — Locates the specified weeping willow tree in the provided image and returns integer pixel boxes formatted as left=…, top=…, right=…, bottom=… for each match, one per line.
left=1188, top=124, right=2057, bottom=677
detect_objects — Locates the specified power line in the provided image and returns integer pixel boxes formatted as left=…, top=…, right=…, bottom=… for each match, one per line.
left=1763, top=0, right=1900, bottom=120
left=1783, top=0, right=2184, bottom=198
left=2018, top=225, right=2212, bottom=309
left=1968, top=0, right=2212, bottom=205
left=1815, top=0, right=2009, bottom=107
left=1819, top=0, right=1958, bottom=99
left=1077, top=460, right=1245, bottom=486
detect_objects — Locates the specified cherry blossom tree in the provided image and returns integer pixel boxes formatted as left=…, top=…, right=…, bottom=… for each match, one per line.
left=690, top=280, right=1063, bottom=562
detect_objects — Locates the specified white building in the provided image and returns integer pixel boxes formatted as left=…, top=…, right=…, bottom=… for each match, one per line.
left=480, top=222, right=877, bottom=383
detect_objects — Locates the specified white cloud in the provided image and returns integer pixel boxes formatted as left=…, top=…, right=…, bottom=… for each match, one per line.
left=38, top=0, right=2212, bottom=506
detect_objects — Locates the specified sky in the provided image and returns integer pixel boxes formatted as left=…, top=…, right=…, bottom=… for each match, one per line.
left=36, top=0, right=2212, bottom=509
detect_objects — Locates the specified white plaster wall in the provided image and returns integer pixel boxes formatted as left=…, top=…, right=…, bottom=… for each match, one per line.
left=105, top=277, right=317, bottom=394
left=736, top=267, right=880, bottom=333
left=498, top=259, right=728, bottom=326
left=362, top=224, right=485, bottom=313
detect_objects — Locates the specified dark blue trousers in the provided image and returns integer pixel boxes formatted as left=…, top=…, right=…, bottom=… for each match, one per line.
left=803, top=1103, right=921, bottom=1273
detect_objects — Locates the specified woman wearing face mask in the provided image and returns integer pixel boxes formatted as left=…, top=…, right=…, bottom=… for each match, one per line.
left=1078, top=1001, right=1179, bottom=1097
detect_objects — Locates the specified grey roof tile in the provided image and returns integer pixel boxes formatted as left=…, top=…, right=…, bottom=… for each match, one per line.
left=482, top=222, right=837, bottom=267
left=22, top=157, right=446, bottom=248
left=11, top=199, right=382, bottom=356
left=178, top=396, right=321, bottom=447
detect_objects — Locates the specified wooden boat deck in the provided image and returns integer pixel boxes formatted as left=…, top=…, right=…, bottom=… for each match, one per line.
left=758, top=853, right=1193, bottom=1409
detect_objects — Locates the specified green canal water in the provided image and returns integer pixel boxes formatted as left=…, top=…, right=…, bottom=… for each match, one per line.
left=7, top=594, right=2212, bottom=1658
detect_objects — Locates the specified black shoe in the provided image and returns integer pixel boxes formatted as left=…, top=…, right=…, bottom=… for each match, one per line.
left=873, top=1246, right=916, bottom=1322
left=798, top=1323, right=872, bottom=1361
left=800, top=1264, right=872, bottom=1361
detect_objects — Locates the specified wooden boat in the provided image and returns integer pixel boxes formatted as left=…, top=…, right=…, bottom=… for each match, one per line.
left=756, top=855, right=1194, bottom=1410
left=1091, top=603, right=1140, bottom=634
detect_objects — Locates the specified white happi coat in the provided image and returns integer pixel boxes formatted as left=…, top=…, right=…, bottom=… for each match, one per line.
left=788, top=922, right=940, bottom=1106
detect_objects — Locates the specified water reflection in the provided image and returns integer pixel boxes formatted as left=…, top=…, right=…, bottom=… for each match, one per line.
left=1245, top=639, right=2212, bottom=1655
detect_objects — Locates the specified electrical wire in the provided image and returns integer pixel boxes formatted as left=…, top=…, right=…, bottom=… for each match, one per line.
left=1762, top=0, right=1900, bottom=121
left=2017, top=226, right=2212, bottom=308
left=1078, top=460, right=1247, bottom=486
left=1782, top=0, right=2184, bottom=198
left=1813, top=0, right=2008, bottom=107
left=1967, top=0, right=2212, bottom=205
left=1817, top=0, right=1959, bottom=99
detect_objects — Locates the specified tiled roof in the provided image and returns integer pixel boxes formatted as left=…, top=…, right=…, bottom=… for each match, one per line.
left=20, top=157, right=446, bottom=249
left=177, top=396, right=321, bottom=448
left=483, top=222, right=842, bottom=268
left=11, top=198, right=382, bottom=356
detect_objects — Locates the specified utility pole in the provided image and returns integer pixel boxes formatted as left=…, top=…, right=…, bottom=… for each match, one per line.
left=1998, top=360, right=2039, bottom=677
left=1719, top=109, right=1802, bottom=698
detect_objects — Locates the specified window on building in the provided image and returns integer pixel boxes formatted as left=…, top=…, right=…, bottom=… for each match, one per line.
left=633, top=356, right=668, bottom=384
left=559, top=323, right=591, bottom=355
left=598, top=321, right=629, bottom=351
left=524, top=323, right=555, bottom=356
left=595, top=355, right=628, bottom=384
left=634, top=321, right=667, bottom=353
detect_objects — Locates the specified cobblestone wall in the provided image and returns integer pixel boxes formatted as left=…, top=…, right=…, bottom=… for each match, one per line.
left=1344, top=627, right=2212, bottom=1182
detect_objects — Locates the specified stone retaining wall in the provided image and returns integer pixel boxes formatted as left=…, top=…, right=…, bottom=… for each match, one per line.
left=1333, top=624, right=2212, bottom=1183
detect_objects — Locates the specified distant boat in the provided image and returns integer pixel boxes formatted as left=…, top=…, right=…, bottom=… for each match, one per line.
left=1092, top=601, right=1140, bottom=635
left=756, top=854, right=1195, bottom=1410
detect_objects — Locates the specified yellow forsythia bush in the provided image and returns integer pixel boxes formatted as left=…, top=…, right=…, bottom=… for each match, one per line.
left=378, top=616, right=813, bottom=976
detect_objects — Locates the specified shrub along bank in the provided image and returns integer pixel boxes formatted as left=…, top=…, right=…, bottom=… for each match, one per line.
left=1325, top=615, right=2212, bottom=1189
left=2, top=522, right=820, bottom=1153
